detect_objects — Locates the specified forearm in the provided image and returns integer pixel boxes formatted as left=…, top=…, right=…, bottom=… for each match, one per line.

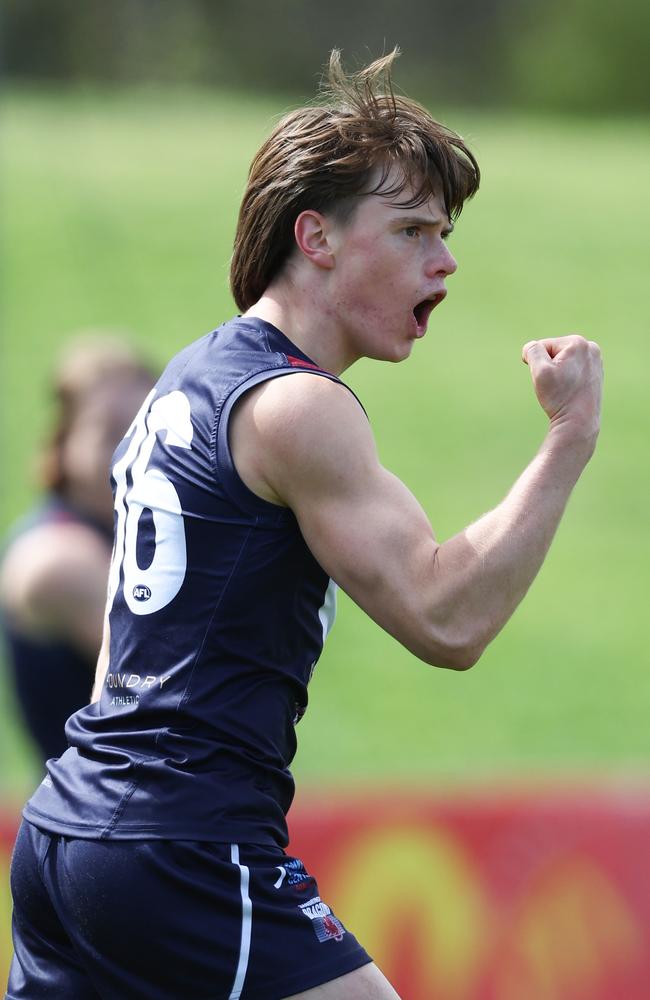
left=427, top=425, right=595, bottom=667
left=259, top=335, right=602, bottom=670
left=91, top=614, right=111, bottom=703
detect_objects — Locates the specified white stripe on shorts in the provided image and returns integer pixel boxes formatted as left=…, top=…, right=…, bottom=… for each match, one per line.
left=228, top=843, right=252, bottom=1000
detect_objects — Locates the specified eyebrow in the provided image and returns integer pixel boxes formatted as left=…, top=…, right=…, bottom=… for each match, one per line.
left=395, top=214, right=455, bottom=235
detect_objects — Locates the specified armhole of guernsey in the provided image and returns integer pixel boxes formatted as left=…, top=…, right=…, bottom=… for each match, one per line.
left=215, top=366, right=350, bottom=520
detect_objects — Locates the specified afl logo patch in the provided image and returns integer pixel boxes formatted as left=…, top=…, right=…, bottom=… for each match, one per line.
left=132, top=585, right=151, bottom=602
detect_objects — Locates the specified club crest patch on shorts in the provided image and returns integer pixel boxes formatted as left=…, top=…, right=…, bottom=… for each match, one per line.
left=298, top=895, right=346, bottom=942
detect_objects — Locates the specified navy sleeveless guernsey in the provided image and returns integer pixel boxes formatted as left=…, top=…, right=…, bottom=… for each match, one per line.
left=24, top=317, right=357, bottom=848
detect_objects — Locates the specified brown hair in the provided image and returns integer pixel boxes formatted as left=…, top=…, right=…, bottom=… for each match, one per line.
left=39, top=334, right=155, bottom=495
left=230, top=49, right=480, bottom=311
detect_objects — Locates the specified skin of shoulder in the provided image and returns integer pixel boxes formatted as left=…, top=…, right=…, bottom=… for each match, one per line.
left=230, top=373, right=378, bottom=505
left=0, top=521, right=110, bottom=660
left=229, top=373, right=450, bottom=665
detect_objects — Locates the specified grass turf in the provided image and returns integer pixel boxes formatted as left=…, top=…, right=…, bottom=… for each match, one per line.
left=1, top=86, right=649, bottom=799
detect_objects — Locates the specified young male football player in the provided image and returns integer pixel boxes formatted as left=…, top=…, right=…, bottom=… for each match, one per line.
left=7, top=51, right=602, bottom=1000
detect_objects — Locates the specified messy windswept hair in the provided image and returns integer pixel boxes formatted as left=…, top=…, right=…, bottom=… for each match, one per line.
left=230, top=49, right=480, bottom=311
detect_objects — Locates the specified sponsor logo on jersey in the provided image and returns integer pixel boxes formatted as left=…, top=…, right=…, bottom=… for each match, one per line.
left=298, top=895, right=346, bottom=942
left=106, top=673, right=172, bottom=691
left=110, top=695, right=139, bottom=708
left=132, top=585, right=151, bottom=601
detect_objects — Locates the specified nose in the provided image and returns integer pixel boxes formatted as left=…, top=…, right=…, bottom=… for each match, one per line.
left=427, top=241, right=457, bottom=278
left=438, top=241, right=458, bottom=275
left=444, top=244, right=458, bottom=276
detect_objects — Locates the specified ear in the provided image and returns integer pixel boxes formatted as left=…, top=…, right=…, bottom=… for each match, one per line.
left=293, top=211, right=336, bottom=270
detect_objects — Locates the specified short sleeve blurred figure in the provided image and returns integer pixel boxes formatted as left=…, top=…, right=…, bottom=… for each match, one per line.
left=0, top=337, right=156, bottom=763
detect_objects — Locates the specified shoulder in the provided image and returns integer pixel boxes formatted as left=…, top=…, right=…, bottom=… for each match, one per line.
left=230, top=371, right=376, bottom=506
left=242, top=371, right=368, bottom=444
left=0, top=521, right=110, bottom=627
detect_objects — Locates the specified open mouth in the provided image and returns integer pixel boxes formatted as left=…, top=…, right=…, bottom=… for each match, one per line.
left=413, top=292, right=445, bottom=334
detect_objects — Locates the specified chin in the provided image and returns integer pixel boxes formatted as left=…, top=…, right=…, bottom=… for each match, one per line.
left=361, top=329, right=415, bottom=364
left=368, top=346, right=410, bottom=364
left=389, top=340, right=415, bottom=363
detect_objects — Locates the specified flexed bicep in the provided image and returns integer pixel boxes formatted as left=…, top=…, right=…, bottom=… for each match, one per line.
left=230, top=373, right=443, bottom=661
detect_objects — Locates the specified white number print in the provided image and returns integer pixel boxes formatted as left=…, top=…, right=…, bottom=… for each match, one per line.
left=108, top=390, right=194, bottom=616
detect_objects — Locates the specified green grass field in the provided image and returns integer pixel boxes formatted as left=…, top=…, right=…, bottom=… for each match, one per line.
left=2, top=86, right=649, bottom=801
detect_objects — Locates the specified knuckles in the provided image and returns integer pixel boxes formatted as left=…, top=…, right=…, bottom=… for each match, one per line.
left=567, top=334, right=602, bottom=355
left=565, top=334, right=588, bottom=351
left=557, top=335, right=603, bottom=370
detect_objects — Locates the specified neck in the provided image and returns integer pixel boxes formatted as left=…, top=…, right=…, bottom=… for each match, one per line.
left=244, top=277, right=357, bottom=376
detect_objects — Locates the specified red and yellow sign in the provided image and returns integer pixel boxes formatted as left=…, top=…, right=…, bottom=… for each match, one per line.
left=2, top=786, right=650, bottom=996
left=0, top=816, right=16, bottom=990
left=288, top=786, right=650, bottom=999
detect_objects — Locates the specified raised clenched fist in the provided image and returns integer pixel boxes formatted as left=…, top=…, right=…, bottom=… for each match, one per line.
left=522, top=335, right=603, bottom=449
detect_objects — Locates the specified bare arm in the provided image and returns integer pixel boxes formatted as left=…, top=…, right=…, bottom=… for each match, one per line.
left=0, top=522, right=110, bottom=664
left=230, top=336, right=602, bottom=669
left=91, top=612, right=111, bottom=702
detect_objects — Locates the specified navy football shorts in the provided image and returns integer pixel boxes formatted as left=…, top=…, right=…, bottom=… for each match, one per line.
left=6, top=820, right=372, bottom=1000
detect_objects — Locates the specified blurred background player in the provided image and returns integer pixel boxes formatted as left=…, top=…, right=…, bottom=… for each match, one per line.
left=0, top=337, right=156, bottom=762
